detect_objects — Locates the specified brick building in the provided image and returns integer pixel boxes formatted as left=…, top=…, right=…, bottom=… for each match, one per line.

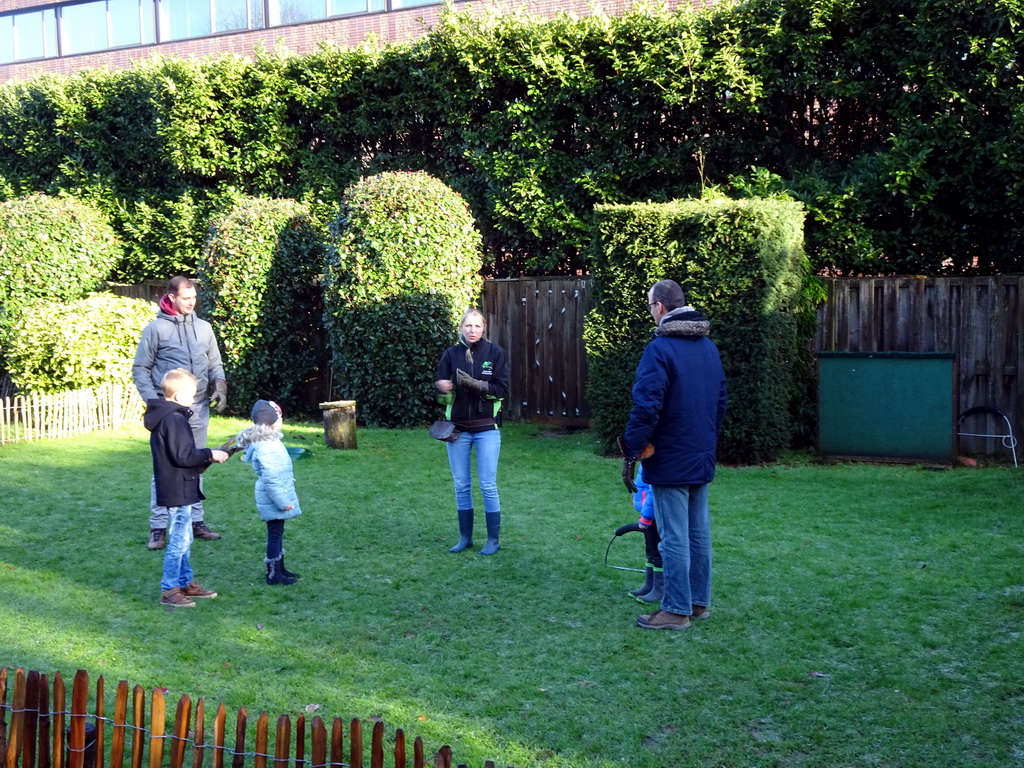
left=0, top=0, right=694, bottom=82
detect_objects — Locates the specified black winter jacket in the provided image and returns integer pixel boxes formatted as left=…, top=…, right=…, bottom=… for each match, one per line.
left=144, top=399, right=214, bottom=507
left=435, top=337, right=510, bottom=431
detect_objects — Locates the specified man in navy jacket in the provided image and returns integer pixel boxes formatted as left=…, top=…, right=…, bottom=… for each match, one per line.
left=623, top=279, right=727, bottom=630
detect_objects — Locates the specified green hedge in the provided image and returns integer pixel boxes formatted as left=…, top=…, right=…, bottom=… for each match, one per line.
left=0, top=0, right=1019, bottom=279
left=4, top=293, right=153, bottom=393
left=198, top=196, right=327, bottom=414
left=0, top=194, right=122, bottom=364
left=585, top=198, right=807, bottom=465
left=323, top=171, right=482, bottom=427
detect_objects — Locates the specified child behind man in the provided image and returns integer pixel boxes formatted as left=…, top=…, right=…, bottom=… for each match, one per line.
left=627, top=465, right=663, bottom=604
left=235, top=400, right=303, bottom=586
left=144, top=368, right=229, bottom=608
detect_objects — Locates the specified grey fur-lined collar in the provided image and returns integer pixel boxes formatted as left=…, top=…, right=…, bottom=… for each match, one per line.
left=655, top=306, right=711, bottom=338
left=236, top=424, right=283, bottom=447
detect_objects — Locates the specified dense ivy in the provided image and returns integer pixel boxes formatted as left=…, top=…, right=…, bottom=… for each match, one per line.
left=4, top=293, right=153, bottom=393
left=585, top=198, right=807, bottom=465
left=323, top=171, right=482, bottom=427
left=0, top=0, right=1018, bottom=278
left=197, top=196, right=327, bottom=415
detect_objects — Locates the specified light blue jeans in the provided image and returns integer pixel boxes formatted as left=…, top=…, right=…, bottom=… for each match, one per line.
left=149, top=400, right=208, bottom=528
left=160, top=505, right=195, bottom=591
left=445, top=429, right=501, bottom=514
left=652, top=484, right=712, bottom=616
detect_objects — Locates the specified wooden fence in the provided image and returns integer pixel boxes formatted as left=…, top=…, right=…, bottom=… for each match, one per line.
left=0, top=384, right=144, bottom=445
left=0, top=668, right=506, bottom=768
left=480, top=278, right=591, bottom=427
left=815, top=275, right=1022, bottom=460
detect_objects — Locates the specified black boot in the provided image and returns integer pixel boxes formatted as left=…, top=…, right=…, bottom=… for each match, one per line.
left=480, top=511, right=500, bottom=555
left=279, top=550, right=301, bottom=579
left=628, top=565, right=654, bottom=598
left=265, top=556, right=297, bottom=586
left=449, top=508, right=474, bottom=553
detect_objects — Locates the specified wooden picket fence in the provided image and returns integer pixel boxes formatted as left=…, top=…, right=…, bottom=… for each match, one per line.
left=0, top=383, right=144, bottom=445
left=0, top=668, right=506, bottom=768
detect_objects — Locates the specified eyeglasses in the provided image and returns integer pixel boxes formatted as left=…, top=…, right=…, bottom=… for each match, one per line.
left=648, top=301, right=660, bottom=308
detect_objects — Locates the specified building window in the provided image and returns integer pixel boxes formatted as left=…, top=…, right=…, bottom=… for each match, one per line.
left=0, top=0, right=439, bottom=64
left=0, top=7, right=58, bottom=63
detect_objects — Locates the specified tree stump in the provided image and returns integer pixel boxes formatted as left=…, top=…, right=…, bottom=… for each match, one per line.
left=320, top=400, right=357, bottom=449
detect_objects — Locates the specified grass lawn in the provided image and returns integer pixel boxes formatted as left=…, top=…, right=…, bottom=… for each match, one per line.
left=1, top=419, right=1022, bottom=767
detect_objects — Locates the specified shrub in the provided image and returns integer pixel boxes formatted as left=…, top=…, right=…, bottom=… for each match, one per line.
left=4, top=293, right=154, bottom=393
left=324, top=171, right=482, bottom=427
left=0, top=193, right=121, bottom=314
left=0, top=193, right=122, bottom=365
left=198, top=196, right=327, bottom=414
left=585, top=197, right=807, bottom=465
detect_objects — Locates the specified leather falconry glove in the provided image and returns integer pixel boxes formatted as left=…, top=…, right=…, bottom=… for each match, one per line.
left=457, top=368, right=489, bottom=396
left=617, top=436, right=655, bottom=494
left=211, top=380, right=229, bottom=414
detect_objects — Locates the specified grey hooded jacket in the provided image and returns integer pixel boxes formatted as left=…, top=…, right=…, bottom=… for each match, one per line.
left=132, top=297, right=225, bottom=403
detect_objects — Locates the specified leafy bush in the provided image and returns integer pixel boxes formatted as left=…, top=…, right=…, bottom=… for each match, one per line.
left=0, top=193, right=122, bottom=363
left=198, top=196, right=327, bottom=414
left=585, top=198, right=807, bottom=464
left=324, top=171, right=482, bottom=427
left=4, top=293, right=153, bottom=393
left=0, top=193, right=121, bottom=313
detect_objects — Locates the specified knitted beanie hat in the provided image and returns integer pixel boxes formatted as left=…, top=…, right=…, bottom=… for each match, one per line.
left=251, top=399, right=282, bottom=426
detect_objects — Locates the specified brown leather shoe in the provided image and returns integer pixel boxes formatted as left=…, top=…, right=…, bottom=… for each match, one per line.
left=147, top=529, right=166, bottom=550
left=691, top=605, right=711, bottom=621
left=636, top=609, right=691, bottom=630
left=160, top=587, right=196, bottom=608
left=192, top=521, right=222, bottom=540
left=182, top=580, right=217, bottom=599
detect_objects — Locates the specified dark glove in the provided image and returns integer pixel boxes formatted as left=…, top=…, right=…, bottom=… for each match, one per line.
left=457, top=368, right=489, bottom=396
left=617, top=435, right=655, bottom=494
left=622, top=457, right=638, bottom=493
left=211, top=380, right=228, bottom=414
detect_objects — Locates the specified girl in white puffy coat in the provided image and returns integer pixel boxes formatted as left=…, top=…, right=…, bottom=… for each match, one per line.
left=236, top=399, right=303, bottom=586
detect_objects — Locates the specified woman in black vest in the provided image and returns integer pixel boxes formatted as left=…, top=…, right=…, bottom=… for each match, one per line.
left=434, top=309, right=510, bottom=554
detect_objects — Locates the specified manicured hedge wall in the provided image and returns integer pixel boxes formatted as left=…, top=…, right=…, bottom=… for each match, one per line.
left=585, top=198, right=807, bottom=465
left=0, top=0, right=1018, bottom=280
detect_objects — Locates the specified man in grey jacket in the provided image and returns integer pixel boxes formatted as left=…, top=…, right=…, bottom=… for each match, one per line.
left=133, top=276, right=228, bottom=549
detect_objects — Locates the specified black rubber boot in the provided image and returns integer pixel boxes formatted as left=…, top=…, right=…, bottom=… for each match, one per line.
left=628, top=565, right=654, bottom=598
left=279, top=551, right=301, bottom=579
left=449, top=508, right=474, bottom=553
left=636, top=568, right=664, bottom=604
left=265, top=556, right=297, bottom=586
left=480, top=511, right=500, bottom=555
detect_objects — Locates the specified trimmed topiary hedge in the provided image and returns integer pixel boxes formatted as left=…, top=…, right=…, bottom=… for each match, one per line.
left=4, top=292, right=154, bottom=393
left=323, top=171, right=482, bottom=427
left=0, top=193, right=122, bottom=364
left=585, top=197, right=807, bottom=465
left=198, top=196, right=327, bottom=414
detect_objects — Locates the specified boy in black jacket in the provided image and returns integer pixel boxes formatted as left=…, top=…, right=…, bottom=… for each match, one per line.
left=145, top=368, right=229, bottom=607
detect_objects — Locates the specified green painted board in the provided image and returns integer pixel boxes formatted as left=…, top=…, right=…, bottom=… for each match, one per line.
left=817, top=352, right=955, bottom=462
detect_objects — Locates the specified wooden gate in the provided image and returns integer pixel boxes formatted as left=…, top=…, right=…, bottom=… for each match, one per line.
left=481, top=278, right=591, bottom=427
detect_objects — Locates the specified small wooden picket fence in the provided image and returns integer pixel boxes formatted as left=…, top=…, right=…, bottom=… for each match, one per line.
left=0, top=383, right=144, bottom=445
left=0, top=668, right=506, bottom=768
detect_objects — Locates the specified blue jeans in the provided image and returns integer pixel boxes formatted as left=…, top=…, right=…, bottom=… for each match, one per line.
left=161, top=505, right=195, bottom=591
left=652, top=484, right=712, bottom=615
left=445, top=429, right=501, bottom=513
